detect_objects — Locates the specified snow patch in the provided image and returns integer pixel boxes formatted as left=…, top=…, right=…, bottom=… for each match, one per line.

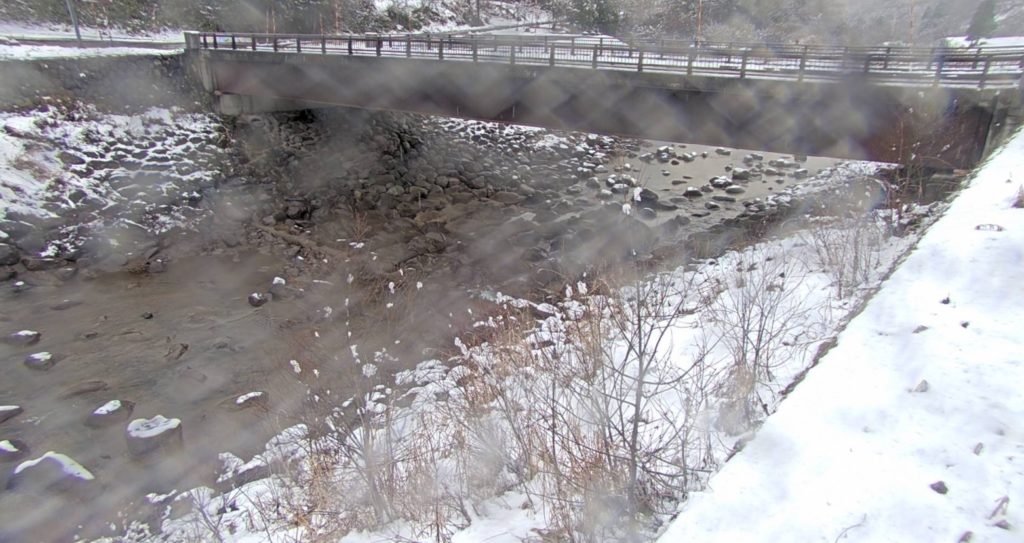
left=14, top=451, right=94, bottom=481
left=126, top=415, right=181, bottom=439
left=92, top=400, right=122, bottom=415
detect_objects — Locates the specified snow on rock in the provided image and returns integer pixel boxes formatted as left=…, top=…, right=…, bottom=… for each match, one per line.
left=0, top=405, right=23, bottom=424
left=23, top=351, right=56, bottom=370
left=236, top=391, right=264, bottom=405
left=659, top=131, right=1024, bottom=542
left=247, top=292, right=269, bottom=307
left=213, top=424, right=307, bottom=491
left=4, top=329, right=40, bottom=346
left=7, top=451, right=94, bottom=492
left=0, top=438, right=30, bottom=462
left=85, top=399, right=135, bottom=428
left=126, top=415, right=183, bottom=458
left=219, top=391, right=268, bottom=411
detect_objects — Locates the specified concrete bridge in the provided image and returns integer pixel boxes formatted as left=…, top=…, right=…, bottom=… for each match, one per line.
left=185, top=32, right=1024, bottom=168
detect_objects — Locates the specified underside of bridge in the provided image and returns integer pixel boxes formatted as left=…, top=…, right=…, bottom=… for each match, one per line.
left=189, top=49, right=1019, bottom=169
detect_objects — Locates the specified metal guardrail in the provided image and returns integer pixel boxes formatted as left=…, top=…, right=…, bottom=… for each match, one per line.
left=186, top=31, right=1024, bottom=89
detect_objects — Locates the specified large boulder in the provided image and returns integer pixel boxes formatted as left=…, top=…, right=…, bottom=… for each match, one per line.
left=24, top=352, right=57, bottom=371
left=7, top=451, right=95, bottom=493
left=126, top=415, right=183, bottom=458
left=0, top=244, right=19, bottom=266
left=4, top=330, right=40, bottom=346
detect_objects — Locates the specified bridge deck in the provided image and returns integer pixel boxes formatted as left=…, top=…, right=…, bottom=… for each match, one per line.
left=188, top=32, right=1024, bottom=90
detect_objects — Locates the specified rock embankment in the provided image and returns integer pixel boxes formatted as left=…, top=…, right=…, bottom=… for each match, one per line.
left=0, top=53, right=206, bottom=112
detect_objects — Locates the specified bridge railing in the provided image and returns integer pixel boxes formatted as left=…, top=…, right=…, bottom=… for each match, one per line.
left=187, top=32, right=1024, bottom=89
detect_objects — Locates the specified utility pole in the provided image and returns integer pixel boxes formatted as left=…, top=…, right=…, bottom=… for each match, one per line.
left=908, top=0, right=916, bottom=46
left=696, top=0, right=704, bottom=44
left=64, top=0, right=82, bottom=45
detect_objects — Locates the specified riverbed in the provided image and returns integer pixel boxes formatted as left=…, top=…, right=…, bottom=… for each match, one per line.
left=0, top=105, right=851, bottom=541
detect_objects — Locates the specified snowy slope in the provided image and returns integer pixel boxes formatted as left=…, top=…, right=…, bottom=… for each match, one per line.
left=658, top=133, right=1024, bottom=542
left=0, top=21, right=184, bottom=43
left=0, top=43, right=180, bottom=60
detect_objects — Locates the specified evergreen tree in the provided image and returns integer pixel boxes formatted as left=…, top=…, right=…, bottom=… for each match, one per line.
left=966, top=0, right=998, bottom=42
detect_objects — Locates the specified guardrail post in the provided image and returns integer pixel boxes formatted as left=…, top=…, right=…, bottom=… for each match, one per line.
left=202, top=33, right=208, bottom=48
left=272, top=37, right=278, bottom=52
left=406, top=35, right=411, bottom=57
left=798, top=46, right=807, bottom=82
left=230, top=35, right=236, bottom=49
left=927, top=47, right=936, bottom=70
left=592, top=46, right=598, bottom=68
left=973, top=49, right=982, bottom=69
left=321, top=36, right=326, bottom=54
left=570, top=37, right=575, bottom=56
left=427, top=34, right=432, bottom=50
left=251, top=35, right=256, bottom=51
left=659, top=38, right=664, bottom=59
left=376, top=37, right=382, bottom=56
left=510, top=45, right=516, bottom=64
left=550, top=45, right=555, bottom=66
left=212, top=33, right=218, bottom=49
left=863, top=53, right=871, bottom=73
left=883, top=46, right=891, bottom=69
left=638, top=49, right=644, bottom=72
left=598, top=37, right=603, bottom=56
left=687, top=46, right=694, bottom=75
left=934, top=52, right=944, bottom=85
left=438, top=40, right=444, bottom=60
left=296, top=37, right=302, bottom=53
left=472, top=41, right=478, bottom=61
left=347, top=37, right=353, bottom=55
left=740, top=50, right=748, bottom=78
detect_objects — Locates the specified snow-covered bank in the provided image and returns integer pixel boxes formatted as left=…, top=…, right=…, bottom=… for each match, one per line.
left=0, top=106, right=225, bottom=259
left=0, top=21, right=184, bottom=43
left=0, top=42, right=181, bottom=60
left=658, top=132, right=1024, bottom=542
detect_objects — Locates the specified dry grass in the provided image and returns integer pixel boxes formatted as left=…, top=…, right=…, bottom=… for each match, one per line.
left=346, top=207, right=373, bottom=243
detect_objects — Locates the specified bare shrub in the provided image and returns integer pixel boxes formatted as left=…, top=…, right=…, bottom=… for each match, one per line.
left=447, top=270, right=721, bottom=540
left=705, top=248, right=816, bottom=432
left=802, top=216, right=886, bottom=300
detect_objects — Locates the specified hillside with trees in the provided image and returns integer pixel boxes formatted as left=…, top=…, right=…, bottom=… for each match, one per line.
left=1, top=0, right=1022, bottom=44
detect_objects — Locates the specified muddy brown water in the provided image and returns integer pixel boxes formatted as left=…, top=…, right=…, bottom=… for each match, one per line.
left=0, top=132, right=842, bottom=541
